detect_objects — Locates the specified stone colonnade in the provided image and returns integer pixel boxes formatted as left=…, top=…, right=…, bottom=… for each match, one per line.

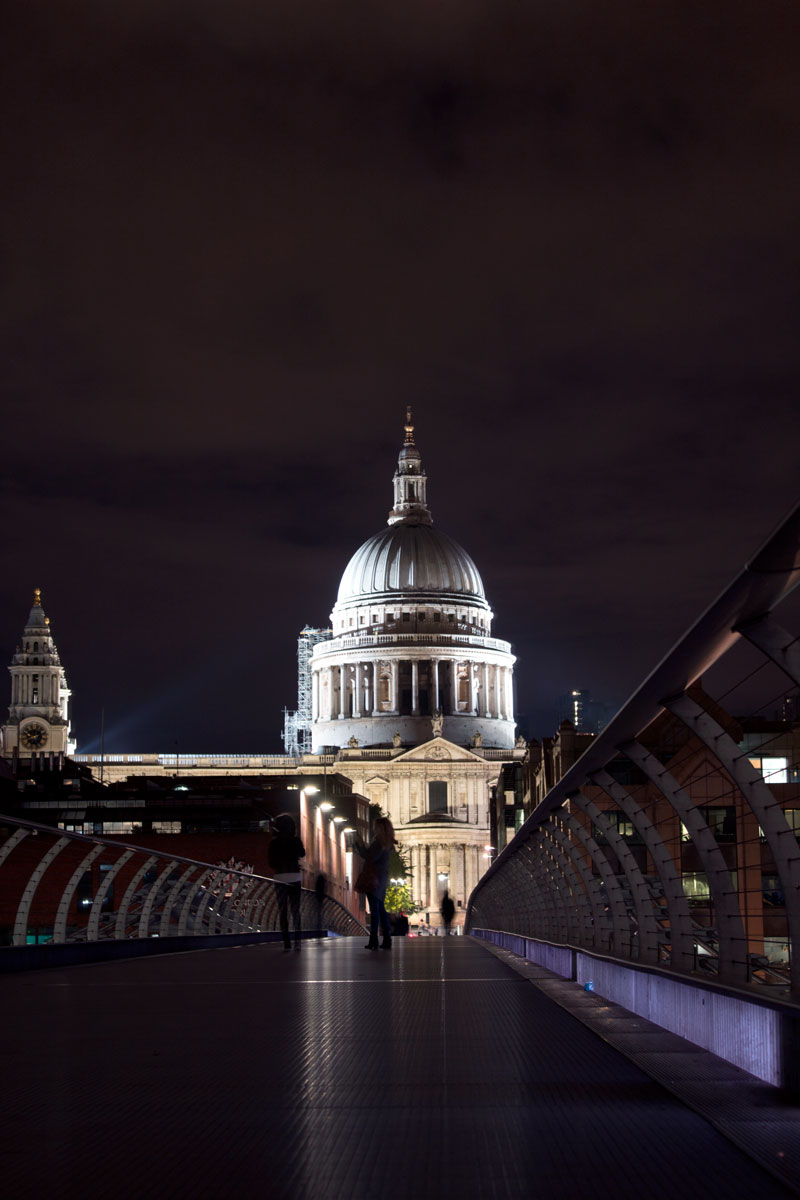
left=406, top=841, right=484, bottom=914
left=11, top=669, right=60, bottom=707
left=313, top=658, right=513, bottom=722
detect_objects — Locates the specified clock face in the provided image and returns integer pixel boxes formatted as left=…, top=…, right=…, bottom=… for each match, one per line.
left=21, top=723, right=47, bottom=750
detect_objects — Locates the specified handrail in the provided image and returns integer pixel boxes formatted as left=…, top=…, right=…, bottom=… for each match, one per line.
left=0, top=813, right=365, bottom=947
left=467, top=500, right=800, bottom=1002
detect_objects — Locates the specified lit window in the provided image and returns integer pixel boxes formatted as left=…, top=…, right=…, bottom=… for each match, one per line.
left=782, top=810, right=800, bottom=838
left=102, top=821, right=143, bottom=835
left=682, top=873, right=710, bottom=901
left=762, top=757, right=788, bottom=784
left=749, top=756, right=789, bottom=784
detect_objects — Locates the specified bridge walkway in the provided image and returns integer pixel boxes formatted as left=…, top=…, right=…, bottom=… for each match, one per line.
left=2, top=937, right=797, bottom=1199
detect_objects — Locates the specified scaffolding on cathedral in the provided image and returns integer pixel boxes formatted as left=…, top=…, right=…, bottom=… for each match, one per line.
left=282, top=626, right=332, bottom=755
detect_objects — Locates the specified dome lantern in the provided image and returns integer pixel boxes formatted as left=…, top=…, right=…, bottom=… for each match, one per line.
left=388, top=407, right=432, bottom=527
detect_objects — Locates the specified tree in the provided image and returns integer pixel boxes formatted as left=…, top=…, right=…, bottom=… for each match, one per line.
left=385, top=844, right=420, bottom=915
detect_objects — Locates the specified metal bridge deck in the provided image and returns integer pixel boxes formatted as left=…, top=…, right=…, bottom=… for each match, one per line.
left=2, top=937, right=797, bottom=1199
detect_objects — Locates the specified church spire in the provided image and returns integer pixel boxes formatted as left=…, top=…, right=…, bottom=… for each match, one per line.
left=2, top=590, right=75, bottom=759
left=388, top=409, right=432, bottom=526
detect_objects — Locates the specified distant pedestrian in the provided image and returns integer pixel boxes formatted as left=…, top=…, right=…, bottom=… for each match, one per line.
left=354, top=817, right=396, bottom=950
left=440, top=890, right=455, bottom=936
left=393, top=911, right=409, bottom=937
left=314, top=872, right=327, bottom=935
left=268, top=814, right=306, bottom=951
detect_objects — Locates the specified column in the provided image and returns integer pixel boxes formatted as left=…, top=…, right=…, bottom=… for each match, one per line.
left=421, top=846, right=429, bottom=909
left=468, top=660, right=476, bottom=714
left=432, top=659, right=440, bottom=711
left=391, top=660, right=399, bottom=712
left=483, top=663, right=490, bottom=717
left=505, top=669, right=513, bottom=722
left=354, top=664, right=362, bottom=718
left=372, top=661, right=379, bottom=715
left=496, top=666, right=505, bottom=719
left=411, top=660, right=419, bottom=715
left=454, top=844, right=466, bottom=905
left=428, top=844, right=438, bottom=910
left=338, top=666, right=346, bottom=719
left=312, top=669, right=319, bottom=721
left=411, top=845, right=422, bottom=909
left=451, top=660, right=459, bottom=713
left=364, top=663, right=371, bottom=715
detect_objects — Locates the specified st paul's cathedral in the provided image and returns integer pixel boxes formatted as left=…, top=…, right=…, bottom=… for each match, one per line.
left=1, top=415, right=525, bottom=927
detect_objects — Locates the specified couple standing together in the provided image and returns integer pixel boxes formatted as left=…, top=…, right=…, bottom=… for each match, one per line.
left=354, top=817, right=396, bottom=951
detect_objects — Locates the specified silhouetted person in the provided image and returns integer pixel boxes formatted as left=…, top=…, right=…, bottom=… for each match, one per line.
left=314, top=872, right=327, bottom=936
left=440, top=890, right=455, bottom=936
left=393, top=911, right=410, bottom=937
left=268, top=813, right=305, bottom=951
left=354, top=816, right=396, bottom=950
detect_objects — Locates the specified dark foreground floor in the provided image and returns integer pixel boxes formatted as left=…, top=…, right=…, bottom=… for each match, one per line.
left=1, top=937, right=795, bottom=1199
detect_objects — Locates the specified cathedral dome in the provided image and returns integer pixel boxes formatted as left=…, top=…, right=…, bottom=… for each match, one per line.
left=310, top=412, right=515, bottom=757
left=337, top=523, right=486, bottom=605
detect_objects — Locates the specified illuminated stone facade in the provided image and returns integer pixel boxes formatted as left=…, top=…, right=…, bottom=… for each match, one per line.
left=1, top=589, right=75, bottom=760
left=3, top=420, right=525, bottom=929
left=309, top=414, right=523, bottom=928
left=310, top=413, right=516, bottom=752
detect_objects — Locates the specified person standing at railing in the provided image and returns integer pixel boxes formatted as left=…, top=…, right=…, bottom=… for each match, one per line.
left=268, top=814, right=306, bottom=951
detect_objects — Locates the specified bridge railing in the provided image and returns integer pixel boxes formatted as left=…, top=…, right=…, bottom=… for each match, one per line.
left=0, top=814, right=365, bottom=951
left=467, top=502, right=800, bottom=1010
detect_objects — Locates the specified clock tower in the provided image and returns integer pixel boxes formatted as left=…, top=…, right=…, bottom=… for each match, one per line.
left=1, top=589, right=75, bottom=760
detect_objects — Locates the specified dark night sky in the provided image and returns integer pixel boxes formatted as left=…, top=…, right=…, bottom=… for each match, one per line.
left=1, top=2, right=798, bottom=751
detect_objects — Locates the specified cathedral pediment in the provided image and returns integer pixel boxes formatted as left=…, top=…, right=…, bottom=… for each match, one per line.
left=394, top=738, right=486, bottom=764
